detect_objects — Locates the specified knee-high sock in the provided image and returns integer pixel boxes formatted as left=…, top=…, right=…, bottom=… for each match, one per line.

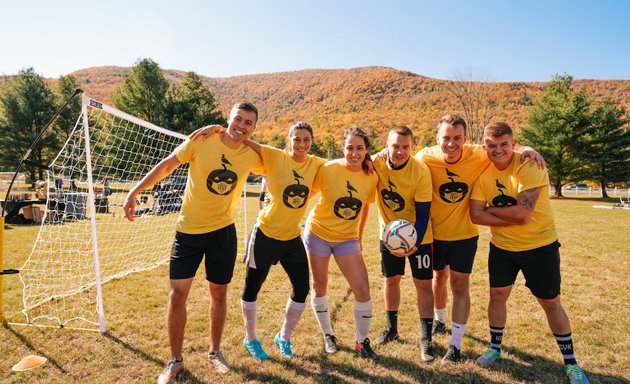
left=241, top=299, right=258, bottom=341
left=280, top=298, right=306, bottom=341
left=311, top=295, right=333, bottom=336
left=354, top=299, right=373, bottom=344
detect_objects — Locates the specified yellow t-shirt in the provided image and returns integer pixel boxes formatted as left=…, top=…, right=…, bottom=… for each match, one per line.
left=174, top=135, right=264, bottom=234
left=372, top=156, right=433, bottom=245
left=416, top=144, right=490, bottom=241
left=471, top=151, right=557, bottom=251
left=257, top=145, right=326, bottom=240
left=306, top=159, right=378, bottom=242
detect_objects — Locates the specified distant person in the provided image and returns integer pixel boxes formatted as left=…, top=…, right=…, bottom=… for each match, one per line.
left=35, top=180, right=48, bottom=200
left=123, top=102, right=264, bottom=383
left=103, top=178, right=112, bottom=197
left=258, top=176, right=268, bottom=210
left=470, top=122, right=589, bottom=384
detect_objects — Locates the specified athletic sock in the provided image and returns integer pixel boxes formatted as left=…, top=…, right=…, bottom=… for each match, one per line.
left=311, top=295, right=334, bottom=336
left=279, top=298, right=306, bottom=341
left=450, top=321, right=466, bottom=349
left=354, top=299, right=373, bottom=344
left=241, top=299, right=258, bottom=341
left=421, top=318, right=433, bottom=342
left=386, top=310, right=398, bottom=332
left=435, top=307, right=447, bottom=323
left=554, top=332, right=577, bottom=365
left=490, top=325, right=504, bottom=352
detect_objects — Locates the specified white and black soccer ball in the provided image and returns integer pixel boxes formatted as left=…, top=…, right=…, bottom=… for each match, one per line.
left=382, top=219, right=417, bottom=254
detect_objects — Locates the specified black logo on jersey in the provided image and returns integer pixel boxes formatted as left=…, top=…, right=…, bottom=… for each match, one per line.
left=282, top=170, right=309, bottom=209
left=206, top=154, right=238, bottom=195
left=439, top=168, right=468, bottom=203
left=492, top=179, right=517, bottom=207
left=381, top=177, right=404, bottom=212
left=334, top=180, right=362, bottom=220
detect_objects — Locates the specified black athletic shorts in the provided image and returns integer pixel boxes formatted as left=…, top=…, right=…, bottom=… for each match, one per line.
left=488, top=241, right=561, bottom=299
left=433, top=236, right=479, bottom=274
left=169, top=224, right=237, bottom=284
left=380, top=241, right=434, bottom=280
left=246, top=225, right=307, bottom=270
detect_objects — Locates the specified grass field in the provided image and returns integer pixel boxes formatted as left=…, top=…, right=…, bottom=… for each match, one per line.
left=1, top=196, right=629, bottom=383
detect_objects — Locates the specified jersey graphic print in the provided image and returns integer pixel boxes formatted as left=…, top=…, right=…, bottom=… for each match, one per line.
left=207, top=154, right=238, bottom=195
left=439, top=168, right=468, bottom=203
left=492, top=179, right=517, bottom=207
left=381, top=177, right=405, bottom=212
left=334, top=180, right=362, bottom=220
left=283, top=170, right=309, bottom=209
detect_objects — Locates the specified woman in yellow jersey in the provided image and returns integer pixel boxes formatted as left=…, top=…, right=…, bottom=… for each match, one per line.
left=304, top=127, right=379, bottom=360
left=190, top=122, right=325, bottom=360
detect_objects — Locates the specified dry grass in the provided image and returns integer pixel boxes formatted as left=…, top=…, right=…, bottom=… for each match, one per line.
left=1, top=197, right=629, bottom=383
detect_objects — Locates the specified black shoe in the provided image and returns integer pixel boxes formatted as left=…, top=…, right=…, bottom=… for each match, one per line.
left=355, top=338, right=378, bottom=361
left=441, top=345, right=461, bottom=365
left=375, top=327, right=399, bottom=345
left=324, top=334, right=339, bottom=354
left=420, top=340, right=435, bottom=363
left=432, top=320, right=447, bottom=335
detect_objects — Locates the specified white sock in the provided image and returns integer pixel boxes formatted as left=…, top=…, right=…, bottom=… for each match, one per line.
left=354, top=299, right=373, bottom=344
left=450, top=321, right=466, bottom=349
left=435, top=307, right=447, bottom=323
left=241, top=299, right=258, bottom=341
left=280, top=298, right=306, bottom=341
left=311, top=295, right=334, bottom=336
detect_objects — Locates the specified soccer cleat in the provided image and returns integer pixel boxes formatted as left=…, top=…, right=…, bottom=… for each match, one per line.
left=432, top=320, right=447, bottom=335
left=420, top=340, right=435, bottom=363
left=441, top=345, right=461, bottom=365
left=324, top=334, right=339, bottom=354
left=374, top=327, right=399, bottom=345
left=157, top=358, right=183, bottom=384
left=243, top=337, right=270, bottom=360
left=208, top=350, right=230, bottom=374
left=476, top=348, right=501, bottom=366
left=355, top=338, right=378, bottom=361
left=274, top=332, right=294, bottom=358
left=564, top=363, right=590, bottom=384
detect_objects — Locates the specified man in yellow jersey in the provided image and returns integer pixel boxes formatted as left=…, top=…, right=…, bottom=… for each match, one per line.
left=416, top=114, right=543, bottom=365
left=372, top=126, right=435, bottom=363
left=123, top=103, right=264, bottom=383
left=470, top=122, right=589, bottom=384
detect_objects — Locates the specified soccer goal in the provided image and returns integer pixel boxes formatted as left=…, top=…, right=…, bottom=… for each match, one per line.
left=8, top=95, right=248, bottom=332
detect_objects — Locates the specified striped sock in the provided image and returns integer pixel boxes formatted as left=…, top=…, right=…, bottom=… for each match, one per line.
left=490, top=325, right=504, bottom=352
left=554, top=332, right=577, bottom=365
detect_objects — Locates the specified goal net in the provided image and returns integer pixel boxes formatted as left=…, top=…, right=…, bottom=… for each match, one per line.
left=12, top=95, right=248, bottom=332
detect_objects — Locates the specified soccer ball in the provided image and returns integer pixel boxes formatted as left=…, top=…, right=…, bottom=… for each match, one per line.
left=382, top=219, right=417, bottom=254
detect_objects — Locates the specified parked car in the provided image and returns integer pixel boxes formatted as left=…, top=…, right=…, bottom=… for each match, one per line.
left=566, top=184, right=589, bottom=190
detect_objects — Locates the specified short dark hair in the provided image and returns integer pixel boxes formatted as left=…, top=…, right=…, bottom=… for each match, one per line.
left=438, top=114, right=467, bottom=131
left=389, top=125, right=413, bottom=138
left=232, top=102, right=258, bottom=122
left=484, top=122, right=513, bottom=139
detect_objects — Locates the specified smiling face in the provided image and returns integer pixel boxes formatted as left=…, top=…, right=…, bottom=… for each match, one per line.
left=483, top=134, right=516, bottom=170
left=288, top=128, right=313, bottom=162
left=226, top=107, right=257, bottom=144
left=437, top=123, right=466, bottom=163
left=387, top=132, right=413, bottom=167
left=343, top=134, right=368, bottom=171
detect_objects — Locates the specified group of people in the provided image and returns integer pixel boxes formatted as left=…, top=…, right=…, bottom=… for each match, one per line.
left=122, top=103, right=590, bottom=384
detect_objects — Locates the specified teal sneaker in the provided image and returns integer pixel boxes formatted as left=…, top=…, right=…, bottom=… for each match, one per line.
left=476, top=348, right=501, bottom=366
left=274, top=332, right=294, bottom=358
left=243, top=337, right=270, bottom=360
left=564, top=363, right=590, bottom=384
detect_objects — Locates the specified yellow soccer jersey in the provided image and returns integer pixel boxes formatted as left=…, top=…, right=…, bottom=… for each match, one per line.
left=471, top=151, right=557, bottom=251
left=257, top=145, right=326, bottom=240
left=306, top=159, right=378, bottom=242
left=372, top=156, right=433, bottom=245
left=416, top=144, right=490, bottom=241
left=174, top=135, right=264, bottom=234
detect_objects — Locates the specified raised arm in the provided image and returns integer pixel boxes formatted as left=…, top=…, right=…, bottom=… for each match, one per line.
left=516, top=145, right=546, bottom=169
left=243, top=139, right=262, bottom=156
left=485, top=186, right=542, bottom=224
left=123, top=153, right=182, bottom=221
left=188, top=125, right=226, bottom=141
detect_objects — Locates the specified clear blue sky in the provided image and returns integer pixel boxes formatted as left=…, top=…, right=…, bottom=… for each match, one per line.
left=2, top=0, right=628, bottom=82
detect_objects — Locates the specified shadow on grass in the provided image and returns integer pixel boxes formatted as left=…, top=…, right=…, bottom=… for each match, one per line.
left=3, top=323, right=70, bottom=375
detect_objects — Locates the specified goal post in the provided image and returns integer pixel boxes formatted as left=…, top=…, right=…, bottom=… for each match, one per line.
left=7, top=95, right=249, bottom=332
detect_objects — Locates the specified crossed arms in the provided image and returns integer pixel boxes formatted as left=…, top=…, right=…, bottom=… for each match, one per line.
left=470, top=186, right=543, bottom=227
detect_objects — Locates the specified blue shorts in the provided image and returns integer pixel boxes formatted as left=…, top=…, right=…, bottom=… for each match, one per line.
left=303, top=229, right=361, bottom=257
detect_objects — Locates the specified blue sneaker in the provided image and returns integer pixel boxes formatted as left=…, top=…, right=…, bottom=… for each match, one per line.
left=564, top=363, right=590, bottom=384
left=243, top=337, right=269, bottom=360
left=476, top=348, right=501, bottom=366
left=274, top=332, right=294, bottom=358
